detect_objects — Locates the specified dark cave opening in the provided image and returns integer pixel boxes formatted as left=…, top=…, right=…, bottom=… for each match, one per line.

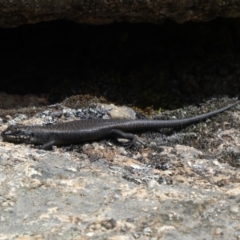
left=1, top=18, right=240, bottom=109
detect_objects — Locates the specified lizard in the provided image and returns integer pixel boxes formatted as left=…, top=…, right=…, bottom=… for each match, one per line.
left=1, top=102, right=237, bottom=150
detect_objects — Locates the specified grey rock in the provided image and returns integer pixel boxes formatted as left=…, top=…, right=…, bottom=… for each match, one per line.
left=0, top=99, right=240, bottom=239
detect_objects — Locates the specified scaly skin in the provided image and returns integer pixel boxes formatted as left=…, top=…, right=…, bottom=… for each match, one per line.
left=1, top=102, right=237, bottom=149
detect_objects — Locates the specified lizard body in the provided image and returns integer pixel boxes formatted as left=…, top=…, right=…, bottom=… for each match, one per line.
left=1, top=102, right=237, bottom=149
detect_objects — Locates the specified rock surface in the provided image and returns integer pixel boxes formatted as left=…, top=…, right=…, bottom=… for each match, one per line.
left=1, top=0, right=240, bottom=28
left=0, top=99, right=240, bottom=239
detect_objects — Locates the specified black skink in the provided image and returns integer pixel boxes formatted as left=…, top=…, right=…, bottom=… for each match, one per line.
left=1, top=102, right=237, bottom=150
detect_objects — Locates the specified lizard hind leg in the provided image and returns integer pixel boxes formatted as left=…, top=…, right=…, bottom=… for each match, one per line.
left=111, top=129, right=137, bottom=148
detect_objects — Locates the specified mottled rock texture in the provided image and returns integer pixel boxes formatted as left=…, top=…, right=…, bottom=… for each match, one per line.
left=0, top=99, right=240, bottom=239
left=1, top=0, right=240, bottom=28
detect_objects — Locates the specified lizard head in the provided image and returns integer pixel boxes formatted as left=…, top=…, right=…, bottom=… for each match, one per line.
left=1, top=125, right=33, bottom=143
